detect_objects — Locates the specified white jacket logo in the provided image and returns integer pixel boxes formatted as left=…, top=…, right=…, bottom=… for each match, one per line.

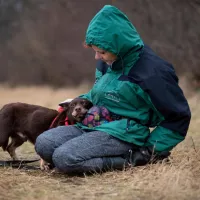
left=105, top=91, right=120, bottom=102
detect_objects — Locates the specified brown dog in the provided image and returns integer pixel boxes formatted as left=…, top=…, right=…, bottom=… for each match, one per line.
left=0, top=98, right=93, bottom=169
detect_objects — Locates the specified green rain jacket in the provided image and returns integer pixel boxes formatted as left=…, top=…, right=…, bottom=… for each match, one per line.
left=77, top=5, right=191, bottom=153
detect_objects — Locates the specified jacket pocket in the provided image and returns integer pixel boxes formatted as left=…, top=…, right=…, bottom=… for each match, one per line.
left=125, top=119, right=151, bottom=145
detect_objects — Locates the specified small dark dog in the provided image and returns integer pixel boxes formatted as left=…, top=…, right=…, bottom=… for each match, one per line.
left=0, top=97, right=93, bottom=169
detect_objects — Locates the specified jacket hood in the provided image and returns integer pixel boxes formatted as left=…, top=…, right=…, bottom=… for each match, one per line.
left=85, top=5, right=144, bottom=70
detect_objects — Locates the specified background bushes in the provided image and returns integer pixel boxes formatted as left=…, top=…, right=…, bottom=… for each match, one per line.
left=0, top=0, right=199, bottom=87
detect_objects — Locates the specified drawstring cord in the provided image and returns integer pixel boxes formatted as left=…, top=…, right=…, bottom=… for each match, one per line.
left=118, top=54, right=125, bottom=75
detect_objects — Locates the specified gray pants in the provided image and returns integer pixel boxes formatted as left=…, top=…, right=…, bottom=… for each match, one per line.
left=35, top=126, right=135, bottom=173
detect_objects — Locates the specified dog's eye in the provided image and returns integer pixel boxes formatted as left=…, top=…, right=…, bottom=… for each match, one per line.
left=81, top=101, right=86, bottom=105
left=70, top=103, right=75, bottom=108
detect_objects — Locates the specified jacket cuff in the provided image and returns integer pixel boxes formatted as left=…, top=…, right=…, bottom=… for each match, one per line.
left=145, top=126, right=185, bottom=152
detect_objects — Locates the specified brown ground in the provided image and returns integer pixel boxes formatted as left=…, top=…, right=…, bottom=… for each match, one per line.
left=0, top=84, right=199, bottom=200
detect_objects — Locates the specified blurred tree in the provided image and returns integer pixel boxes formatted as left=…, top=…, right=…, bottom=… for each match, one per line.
left=0, top=0, right=199, bottom=88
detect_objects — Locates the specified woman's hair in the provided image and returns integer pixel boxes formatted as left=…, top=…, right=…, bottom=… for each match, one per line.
left=83, top=40, right=92, bottom=49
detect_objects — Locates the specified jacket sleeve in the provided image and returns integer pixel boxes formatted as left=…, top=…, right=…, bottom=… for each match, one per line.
left=140, top=73, right=191, bottom=152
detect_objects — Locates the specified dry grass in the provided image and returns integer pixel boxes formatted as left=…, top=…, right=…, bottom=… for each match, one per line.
left=0, top=83, right=91, bottom=109
left=0, top=84, right=199, bottom=200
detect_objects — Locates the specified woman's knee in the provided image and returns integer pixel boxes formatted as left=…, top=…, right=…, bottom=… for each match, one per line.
left=35, top=126, right=83, bottom=164
left=35, top=126, right=68, bottom=155
left=35, top=130, right=56, bottom=162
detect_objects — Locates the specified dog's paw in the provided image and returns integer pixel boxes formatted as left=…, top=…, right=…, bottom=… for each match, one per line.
left=40, top=159, right=51, bottom=171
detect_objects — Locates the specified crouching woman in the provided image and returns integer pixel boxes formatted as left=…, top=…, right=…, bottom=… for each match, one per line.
left=35, top=5, right=191, bottom=174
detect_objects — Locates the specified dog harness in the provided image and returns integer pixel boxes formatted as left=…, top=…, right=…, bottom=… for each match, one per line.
left=49, top=106, right=74, bottom=129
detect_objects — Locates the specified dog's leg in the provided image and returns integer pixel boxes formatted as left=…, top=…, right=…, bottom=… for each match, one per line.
left=2, top=138, right=9, bottom=151
left=40, top=158, right=51, bottom=171
left=0, top=110, right=13, bottom=150
left=7, top=135, right=25, bottom=160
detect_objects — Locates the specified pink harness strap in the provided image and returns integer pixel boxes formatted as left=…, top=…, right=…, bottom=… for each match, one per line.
left=49, top=106, right=74, bottom=129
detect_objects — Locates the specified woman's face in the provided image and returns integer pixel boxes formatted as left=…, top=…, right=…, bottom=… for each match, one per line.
left=92, top=45, right=117, bottom=65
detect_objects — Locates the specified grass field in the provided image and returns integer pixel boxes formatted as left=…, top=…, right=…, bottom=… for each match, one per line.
left=0, top=84, right=199, bottom=200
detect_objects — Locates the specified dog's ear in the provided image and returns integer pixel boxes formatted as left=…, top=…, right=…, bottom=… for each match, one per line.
left=58, top=99, right=73, bottom=108
left=59, top=102, right=70, bottom=108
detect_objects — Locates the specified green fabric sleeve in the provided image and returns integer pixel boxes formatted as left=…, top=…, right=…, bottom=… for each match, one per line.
left=79, top=90, right=92, bottom=102
left=145, top=126, right=185, bottom=152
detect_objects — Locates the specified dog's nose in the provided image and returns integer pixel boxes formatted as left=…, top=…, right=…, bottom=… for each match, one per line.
left=75, top=107, right=81, bottom=112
